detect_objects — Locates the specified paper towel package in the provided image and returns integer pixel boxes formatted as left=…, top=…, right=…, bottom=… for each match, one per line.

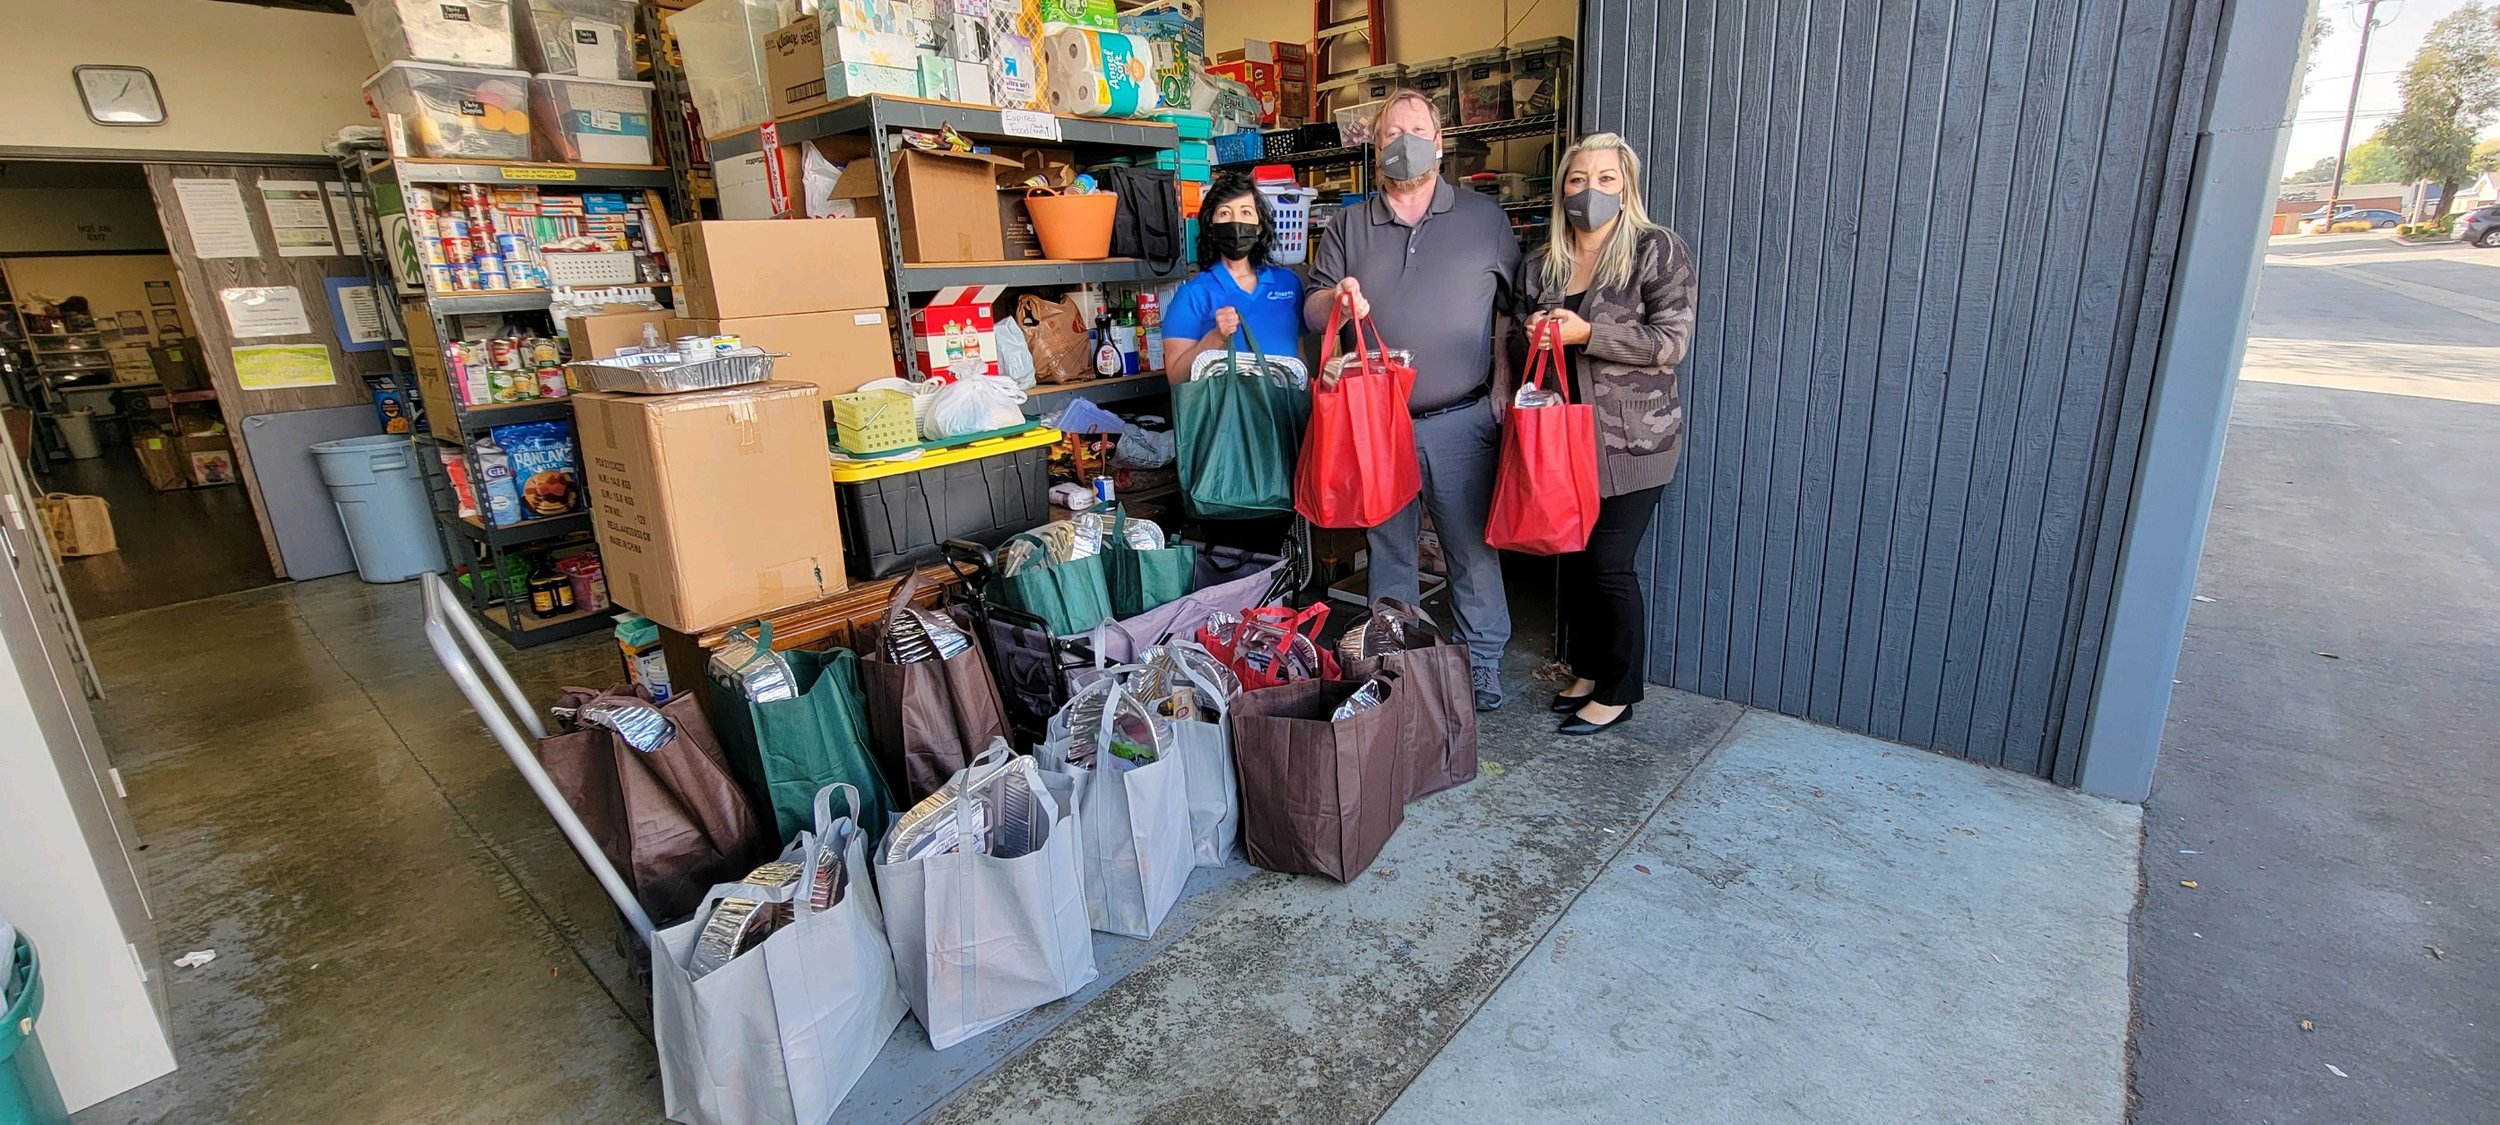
left=1042, top=27, right=1161, bottom=118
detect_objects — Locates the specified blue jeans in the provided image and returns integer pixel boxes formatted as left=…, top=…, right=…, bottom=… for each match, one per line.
left=1364, top=398, right=1510, bottom=679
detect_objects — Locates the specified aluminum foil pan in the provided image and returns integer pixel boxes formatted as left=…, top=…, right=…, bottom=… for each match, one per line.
left=710, top=630, right=797, bottom=704
left=573, top=350, right=781, bottom=395
left=882, top=750, right=1047, bottom=863
left=809, top=828, right=853, bottom=912
left=687, top=861, right=803, bottom=979
left=562, top=695, right=675, bottom=752
left=884, top=607, right=972, bottom=664
left=1134, top=643, right=1240, bottom=705
left=1204, top=612, right=1324, bottom=683
left=1075, top=510, right=1165, bottom=552
left=1332, top=676, right=1394, bottom=721
left=1323, top=347, right=1414, bottom=385
left=1339, top=601, right=1438, bottom=665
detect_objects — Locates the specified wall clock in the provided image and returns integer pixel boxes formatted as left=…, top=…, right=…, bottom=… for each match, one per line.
left=74, top=66, right=167, bottom=126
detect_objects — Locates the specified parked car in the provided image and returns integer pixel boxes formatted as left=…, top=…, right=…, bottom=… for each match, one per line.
left=2302, top=205, right=2402, bottom=228
left=2455, top=205, right=2500, bottom=248
left=2300, top=204, right=2359, bottom=221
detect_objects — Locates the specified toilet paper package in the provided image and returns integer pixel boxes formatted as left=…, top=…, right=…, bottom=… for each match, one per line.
left=1042, top=27, right=1160, bottom=118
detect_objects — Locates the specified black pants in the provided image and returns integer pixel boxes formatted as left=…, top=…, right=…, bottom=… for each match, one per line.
left=1559, top=486, right=1665, bottom=707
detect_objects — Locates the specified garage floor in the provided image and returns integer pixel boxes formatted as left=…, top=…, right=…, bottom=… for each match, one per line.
left=70, top=576, right=2140, bottom=1123
left=42, top=447, right=276, bottom=620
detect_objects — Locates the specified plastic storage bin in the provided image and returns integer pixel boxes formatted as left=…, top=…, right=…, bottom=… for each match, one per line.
left=1510, top=36, right=1574, bottom=120
left=351, top=0, right=519, bottom=67
left=832, top=425, right=1058, bottom=578
left=529, top=75, right=655, bottom=164
left=1407, top=57, right=1459, bottom=126
left=832, top=391, right=921, bottom=455
left=3, top=934, right=70, bottom=1125
left=366, top=62, right=533, bottom=160
left=517, top=0, right=637, bottom=79
left=1456, top=48, right=1512, bottom=125
left=1257, top=185, right=1319, bottom=265
left=310, top=434, right=450, bottom=583
left=666, top=0, right=779, bottom=140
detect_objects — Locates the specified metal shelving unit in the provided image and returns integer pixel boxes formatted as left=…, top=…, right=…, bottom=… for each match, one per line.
left=1214, top=112, right=1570, bottom=174
left=642, top=0, right=713, bottom=223
left=340, top=145, right=659, bottom=650
left=1022, top=370, right=1172, bottom=409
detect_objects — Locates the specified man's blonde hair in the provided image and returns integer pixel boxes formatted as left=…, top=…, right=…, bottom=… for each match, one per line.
left=1367, top=88, right=1445, bottom=141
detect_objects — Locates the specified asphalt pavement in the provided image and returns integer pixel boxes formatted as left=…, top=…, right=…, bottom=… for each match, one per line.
left=2130, top=234, right=2500, bottom=1123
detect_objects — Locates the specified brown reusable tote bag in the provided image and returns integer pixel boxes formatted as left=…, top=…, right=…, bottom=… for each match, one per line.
left=1228, top=679, right=1406, bottom=882
left=1342, top=599, right=1479, bottom=802
left=536, top=685, right=773, bottom=923
left=859, top=570, right=1012, bottom=805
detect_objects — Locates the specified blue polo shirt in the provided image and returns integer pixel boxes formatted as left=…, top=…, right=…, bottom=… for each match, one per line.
left=1161, top=263, right=1305, bottom=361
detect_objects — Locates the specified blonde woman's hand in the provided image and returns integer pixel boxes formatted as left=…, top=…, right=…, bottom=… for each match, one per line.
left=1540, top=308, right=1593, bottom=347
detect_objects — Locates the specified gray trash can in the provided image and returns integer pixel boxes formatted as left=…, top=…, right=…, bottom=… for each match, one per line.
left=309, top=435, right=448, bottom=583
left=55, top=411, right=100, bottom=460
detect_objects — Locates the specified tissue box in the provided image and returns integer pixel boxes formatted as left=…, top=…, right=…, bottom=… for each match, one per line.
left=822, top=24, right=919, bottom=67
left=917, top=54, right=956, bottom=100
left=831, top=61, right=923, bottom=99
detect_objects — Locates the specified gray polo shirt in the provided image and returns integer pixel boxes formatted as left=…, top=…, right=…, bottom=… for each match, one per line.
left=1304, top=180, right=1521, bottom=413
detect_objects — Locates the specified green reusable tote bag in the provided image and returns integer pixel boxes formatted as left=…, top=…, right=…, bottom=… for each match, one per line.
left=1175, top=326, right=1309, bottom=520
left=990, top=532, right=1117, bottom=636
left=1102, top=508, right=1198, bottom=619
left=707, top=623, right=897, bottom=843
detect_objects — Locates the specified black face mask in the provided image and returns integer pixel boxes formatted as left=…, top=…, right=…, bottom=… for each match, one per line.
left=1209, top=221, right=1263, bottom=260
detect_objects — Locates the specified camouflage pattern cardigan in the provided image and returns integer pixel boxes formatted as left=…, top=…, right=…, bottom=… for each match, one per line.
left=1508, top=226, right=1699, bottom=497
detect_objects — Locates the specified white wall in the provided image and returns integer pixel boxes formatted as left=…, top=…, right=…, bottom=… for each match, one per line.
left=0, top=190, right=168, bottom=254
left=0, top=0, right=374, bottom=156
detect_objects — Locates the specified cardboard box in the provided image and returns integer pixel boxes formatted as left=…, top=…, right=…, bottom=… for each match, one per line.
left=182, top=429, right=238, bottom=487
left=667, top=309, right=899, bottom=398
left=404, top=302, right=463, bottom=440
left=574, top=381, right=847, bottom=633
left=1209, top=60, right=1280, bottom=126
left=763, top=19, right=831, bottom=119
left=133, top=431, right=188, bottom=492
left=831, top=149, right=1020, bottom=263
left=567, top=310, right=676, bottom=362
left=997, top=193, right=1042, bottom=258
left=910, top=284, right=1003, bottom=379
left=676, top=219, right=889, bottom=319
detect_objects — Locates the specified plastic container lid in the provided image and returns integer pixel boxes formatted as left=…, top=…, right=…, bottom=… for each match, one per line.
left=1511, top=36, right=1574, bottom=53
left=830, top=424, right=1061, bottom=484
left=364, top=60, right=533, bottom=88
left=530, top=74, right=655, bottom=90
left=1456, top=47, right=1511, bottom=65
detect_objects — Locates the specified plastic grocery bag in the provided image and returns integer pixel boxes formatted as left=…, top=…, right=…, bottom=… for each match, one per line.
left=655, top=785, right=907, bottom=1124
left=1037, top=676, right=1194, bottom=937
left=876, top=747, right=1099, bottom=1049
left=924, top=374, right=1029, bottom=439
left=993, top=313, right=1038, bottom=389
left=1485, top=321, right=1600, bottom=554
left=803, top=145, right=845, bottom=219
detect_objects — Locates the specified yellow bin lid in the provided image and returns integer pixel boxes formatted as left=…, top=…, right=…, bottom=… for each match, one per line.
left=830, top=424, right=1064, bottom=485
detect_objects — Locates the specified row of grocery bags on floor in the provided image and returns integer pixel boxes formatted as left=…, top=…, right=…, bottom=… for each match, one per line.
left=534, top=575, right=1477, bottom=1123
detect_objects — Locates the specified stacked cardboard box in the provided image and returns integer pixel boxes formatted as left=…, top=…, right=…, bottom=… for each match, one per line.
left=665, top=218, right=902, bottom=400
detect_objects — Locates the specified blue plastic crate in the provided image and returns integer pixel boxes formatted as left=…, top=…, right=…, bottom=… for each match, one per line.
left=1211, top=131, right=1262, bottom=165
left=1147, top=109, right=1215, bottom=140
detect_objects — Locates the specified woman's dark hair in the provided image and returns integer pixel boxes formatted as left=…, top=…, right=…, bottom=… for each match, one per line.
left=1196, top=174, right=1274, bottom=270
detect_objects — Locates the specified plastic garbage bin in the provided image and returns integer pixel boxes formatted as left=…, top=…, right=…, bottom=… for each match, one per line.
left=55, top=412, right=100, bottom=461
left=2, top=934, right=71, bottom=1125
left=310, top=434, right=449, bottom=583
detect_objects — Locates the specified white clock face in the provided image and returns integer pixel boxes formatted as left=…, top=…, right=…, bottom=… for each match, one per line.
left=75, top=67, right=165, bottom=126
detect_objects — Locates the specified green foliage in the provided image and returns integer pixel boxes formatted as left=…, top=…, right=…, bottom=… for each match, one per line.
left=2380, top=3, right=2500, bottom=191
left=2474, top=138, right=2500, bottom=175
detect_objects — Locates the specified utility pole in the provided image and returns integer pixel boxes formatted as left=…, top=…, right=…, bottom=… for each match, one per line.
left=2324, top=0, right=2386, bottom=229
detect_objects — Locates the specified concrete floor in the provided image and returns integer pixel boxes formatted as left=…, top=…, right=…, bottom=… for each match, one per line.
left=2129, top=237, right=2500, bottom=1121
left=71, top=569, right=2143, bottom=1123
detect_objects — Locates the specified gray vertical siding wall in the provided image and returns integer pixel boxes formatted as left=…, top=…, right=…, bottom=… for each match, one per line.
left=1581, top=0, right=2226, bottom=778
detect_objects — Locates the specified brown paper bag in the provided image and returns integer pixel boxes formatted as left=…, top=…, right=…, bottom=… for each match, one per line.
left=536, top=685, right=773, bottom=923
left=1229, top=679, right=1406, bottom=882
left=1343, top=601, right=1479, bottom=802
left=1017, top=294, right=1095, bottom=385
left=859, top=572, right=1012, bottom=805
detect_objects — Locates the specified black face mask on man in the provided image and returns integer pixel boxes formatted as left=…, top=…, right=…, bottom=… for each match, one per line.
left=1209, top=221, right=1263, bottom=260
left=1378, top=133, right=1439, bottom=183
left=1563, top=187, right=1623, bottom=233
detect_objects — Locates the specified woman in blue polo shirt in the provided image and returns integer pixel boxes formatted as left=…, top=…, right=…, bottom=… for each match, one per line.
left=1159, top=175, right=1305, bottom=382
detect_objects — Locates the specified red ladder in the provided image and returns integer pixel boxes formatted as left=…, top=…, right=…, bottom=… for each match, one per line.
left=1313, top=0, right=1387, bottom=120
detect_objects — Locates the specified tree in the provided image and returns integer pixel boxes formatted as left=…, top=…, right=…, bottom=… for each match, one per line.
left=2475, top=137, right=2500, bottom=175
left=2282, top=138, right=2403, bottom=187
left=2284, top=154, right=2342, bottom=185
left=2379, top=3, right=2500, bottom=214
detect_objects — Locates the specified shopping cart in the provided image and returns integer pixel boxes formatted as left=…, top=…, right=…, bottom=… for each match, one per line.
left=941, top=526, right=1308, bottom=745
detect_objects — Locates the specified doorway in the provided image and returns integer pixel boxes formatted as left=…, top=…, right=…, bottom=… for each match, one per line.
left=0, top=159, right=277, bottom=618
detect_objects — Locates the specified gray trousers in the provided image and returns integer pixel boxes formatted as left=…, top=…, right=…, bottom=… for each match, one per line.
left=1365, top=398, right=1511, bottom=677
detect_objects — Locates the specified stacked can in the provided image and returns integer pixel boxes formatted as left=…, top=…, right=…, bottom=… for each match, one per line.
left=405, top=186, right=456, bottom=294
left=458, top=185, right=508, bottom=291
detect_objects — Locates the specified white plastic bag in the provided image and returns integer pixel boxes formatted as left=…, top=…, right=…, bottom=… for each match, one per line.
left=654, top=785, right=907, bottom=1124
left=922, top=374, right=1029, bottom=439
left=803, top=145, right=845, bottom=219
left=1115, top=421, right=1176, bottom=468
left=992, top=313, right=1037, bottom=389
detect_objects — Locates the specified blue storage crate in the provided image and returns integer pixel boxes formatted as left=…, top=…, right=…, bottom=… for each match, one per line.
left=1147, top=109, right=1215, bottom=139
left=1211, top=131, right=1262, bottom=165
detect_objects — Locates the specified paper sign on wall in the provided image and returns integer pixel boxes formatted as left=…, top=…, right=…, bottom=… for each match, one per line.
left=325, top=277, right=395, bottom=351
left=231, top=344, right=337, bottom=390
left=325, top=183, right=365, bottom=256
left=173, top=178, right=260, bottom=258
left=219, top=286, right=313, bottom=338
left=260, top=180, right=338, bottom=257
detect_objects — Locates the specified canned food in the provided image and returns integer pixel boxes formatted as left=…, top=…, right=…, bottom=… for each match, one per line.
left=438, top=234, right=472, bottom=264
left=527, top=337, right=562, bottom=367
left=425, top=263, right=456, bottom=292
left=1093, top=476, right=1117, bottom=506
left=452, top=263, right=481, bottom=290
left=538, top=368, right=569, bottom=398
left=487, top=337, right=519, bottom=370
left=673, top=335, right=709, bottom=362
left=497, top=232, right=531, bottom=262
left=438, top=213, right=470, bottom=240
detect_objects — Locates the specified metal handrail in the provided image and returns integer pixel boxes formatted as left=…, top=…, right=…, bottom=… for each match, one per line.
left=419, top=573, right=655, bottom=942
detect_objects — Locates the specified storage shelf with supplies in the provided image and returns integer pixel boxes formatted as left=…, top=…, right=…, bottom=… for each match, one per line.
left=381, top=158, right=675, bottom=189
left=707, top=94, right=1177, bottom=160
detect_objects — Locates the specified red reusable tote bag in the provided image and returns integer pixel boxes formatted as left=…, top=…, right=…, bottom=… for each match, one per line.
left=1296, top=301, right=1423, bottom=529
left=1486, top=321, right=1601, bottom=555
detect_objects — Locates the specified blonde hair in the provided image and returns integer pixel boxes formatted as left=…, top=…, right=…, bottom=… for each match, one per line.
left=1542, top=133, right=1662, bottom=295
left=1367, top=88, right=1445, bottom=143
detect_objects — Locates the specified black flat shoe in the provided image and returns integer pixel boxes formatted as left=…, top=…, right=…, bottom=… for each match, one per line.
left=1549, top=692, right=1593, bottom=714
left=1558, top=704, right=1634, bottom=736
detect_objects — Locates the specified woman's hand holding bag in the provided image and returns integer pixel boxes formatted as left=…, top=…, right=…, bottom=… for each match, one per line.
left=1295, top=298, right=1423, bottom=529
left=1485, top=320, right=1602, bottom=555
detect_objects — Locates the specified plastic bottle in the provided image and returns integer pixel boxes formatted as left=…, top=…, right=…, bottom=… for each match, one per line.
left=1137, top=292, right=1164, bottom=372
left=1093, top=311, right=1121, bottom=376
left=1111, top=302, right=1140, bottom=374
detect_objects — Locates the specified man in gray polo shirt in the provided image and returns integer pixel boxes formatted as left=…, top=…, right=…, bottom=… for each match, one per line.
left=1305, top=89, right=1522, bottom=710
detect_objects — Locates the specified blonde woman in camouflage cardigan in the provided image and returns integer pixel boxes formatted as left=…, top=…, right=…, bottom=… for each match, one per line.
left=1509, top=132, right=1699, bottom=736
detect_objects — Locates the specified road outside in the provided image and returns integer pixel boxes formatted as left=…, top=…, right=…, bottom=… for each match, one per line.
left=2131, top=233, right=2500, bottom=1122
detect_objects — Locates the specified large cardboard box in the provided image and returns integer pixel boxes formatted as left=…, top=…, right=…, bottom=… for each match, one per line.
left=831, top=148, right=1020, bottom=263
left=403, top=302, right=462, bottom=440
left=567, top=309, right=676, bottom=362
left=762, top=18, right=833, bottom=120
left=574, top=381, right=847, bottom=633
left=666, top=309, right=899, bottom=398
left=676, top=219, right=889, bottom=319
